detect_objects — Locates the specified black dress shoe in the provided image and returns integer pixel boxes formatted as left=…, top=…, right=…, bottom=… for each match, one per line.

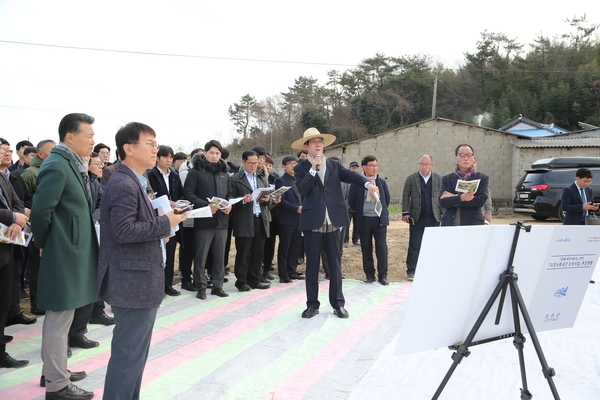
left=181, top=281, right=197, bottom=291
left=333, top=307, right=349, bottom=318
left=165, top=286, right=181, bottom=296
left=41, top=370, right=86, bottom=387
left=290, top=274, right=305, bottom=280
left=211, top=288, right=229, bottom=297
left=206, top=278, right=214, bottom=288
left=196, top=288, right=207, bottom=300
left=89, top=312, right=115, bottom=326
left=0, top=354, right=29, bottom=368
left=364, top=277, right=375, bottom=283
left=30, top=307, right=46, bottom=316
left=251, top=282, right=271, bottom=290
left=68, top=335, right=99, bottom=349
left=237, top=284, right=252, bottom=292
left=301, top=307, right=319, bottom=318
left=379, top=278, right=389, bottom=286
left=45, top=383, right=94, bottom=400
left=4, top=335, right=13, bottom=343
left=223, top=277, right=229, bottom=283
left=294, top=269, right=304, bottom=276
left=6, top=312, right=36, bottom=326
left=262, top=272, right=275, bottom=280
left=279, top=277, right=291, bottom=283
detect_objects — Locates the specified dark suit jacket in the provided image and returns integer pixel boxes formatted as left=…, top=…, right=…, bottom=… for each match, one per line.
left=439, top=171, right=489, bottom=226
left=562, top=182, right=593, bottom=225
left=401, top=171, right=442, bottom=223
left=348, top=175, right=391, bottom=230
left=0, top=173, right=25, bottom=268
left=275, top=173, right=301, bottom=227
left=230, top=169, right=271, bottom=237
left=97, top=164, right=171, bottom=309
left=294, top=158, right=369, bottom=231
left=147, top=166, right=183, bottom=202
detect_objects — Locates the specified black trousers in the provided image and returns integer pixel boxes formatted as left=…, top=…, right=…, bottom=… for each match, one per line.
left=69, top=302, right=93, bottom=339
left=0, top=252, right=15, bottom=355
left=358, top=217, right=388, bottom=280
left=406, top=215, right=439, bottom=274
left=7, top=250, right=24, bottom=319
left=262, top=220, right=277, bottom=273
left=28, top=242, right=40, bottom=310
left=179, top=227, right=195, bottom=283
left=277, top=225, right=301, bottom=279
left=234, top=216, right=266, bottom=289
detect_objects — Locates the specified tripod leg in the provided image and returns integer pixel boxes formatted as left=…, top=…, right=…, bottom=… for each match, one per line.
left=510, top=280, right=561, bottom=400
left=432, top=276, right=509, bottom=400
left=509, top=281, right=532, bottom=400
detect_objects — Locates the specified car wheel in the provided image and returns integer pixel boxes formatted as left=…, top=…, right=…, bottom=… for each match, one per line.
left=558, top=203, right=565, bottom=222
left=531, top=215, right=548, bottom=221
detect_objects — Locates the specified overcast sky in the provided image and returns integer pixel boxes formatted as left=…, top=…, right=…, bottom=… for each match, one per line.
left=0, top=0, right=597, bottom=157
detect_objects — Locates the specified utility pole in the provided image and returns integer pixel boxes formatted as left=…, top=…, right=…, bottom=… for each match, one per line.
left=431, top=74, right=438, bottom=118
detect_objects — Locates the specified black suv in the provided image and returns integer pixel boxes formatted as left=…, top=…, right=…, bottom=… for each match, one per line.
left=513, top=157, right=600, bottom=221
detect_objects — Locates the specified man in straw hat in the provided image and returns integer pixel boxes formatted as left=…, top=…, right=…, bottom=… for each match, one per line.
left=292, top=127, right=380, bottom=319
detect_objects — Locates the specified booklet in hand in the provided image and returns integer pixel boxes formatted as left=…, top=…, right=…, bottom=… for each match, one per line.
left=455, top=179, right=481, bottom=193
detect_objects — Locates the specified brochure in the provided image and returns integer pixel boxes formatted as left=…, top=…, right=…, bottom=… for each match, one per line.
left=207, top=196, right=244, bottom=210
left=270, top=186, right=290, bottom=199
left=252, top=188, right=273, bottom=202
left=455, top=179, right=481, bottom=193
left=0, top=222, right=33, bottom=247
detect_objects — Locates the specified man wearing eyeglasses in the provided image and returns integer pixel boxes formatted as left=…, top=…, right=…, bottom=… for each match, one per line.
left=230, top=150, right=274, bottom=291
left=439, top=144, right=489, bottom=226
left=98, top=122, right=187, bottom=400
left=93, top=143, right=112, bottom=167
left=401, top=155, right=442, bottom=281
left=293, top=128, right=379, bottom=319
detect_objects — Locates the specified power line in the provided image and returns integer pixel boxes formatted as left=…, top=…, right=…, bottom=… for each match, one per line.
left=0, top=40, right=356, bottom=67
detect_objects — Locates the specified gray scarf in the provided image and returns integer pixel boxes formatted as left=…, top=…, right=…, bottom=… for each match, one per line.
left=57, top=142, right=91, bottom=200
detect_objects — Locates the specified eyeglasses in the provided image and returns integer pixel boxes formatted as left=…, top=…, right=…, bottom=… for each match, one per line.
left=285, top=162, right=297, bottom=166
left=244, top=161, right=258, bottom=166
left=99, top=151, right=110, bottom=155
left=418, top=163, right=432, bottom=166
left=90, top=162, right=105, bottom=167
left=457, top=153, right=474, bottom=159
left=307, top=139, right=324, bottom=145
left=129, top=141, right=159, bottom=149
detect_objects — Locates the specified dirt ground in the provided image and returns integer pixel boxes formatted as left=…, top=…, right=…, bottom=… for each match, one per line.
left=19, top=214, right=561, bottom=318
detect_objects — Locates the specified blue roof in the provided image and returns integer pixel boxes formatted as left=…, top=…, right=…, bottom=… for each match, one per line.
left=506, top=129, right=560, bottom=138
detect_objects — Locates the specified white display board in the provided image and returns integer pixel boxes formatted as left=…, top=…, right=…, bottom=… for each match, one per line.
left=396, top=225, right=600, bottom=355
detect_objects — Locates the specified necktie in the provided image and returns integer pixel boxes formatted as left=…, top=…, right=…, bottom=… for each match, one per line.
left=580, top=188, right=587, bottom=220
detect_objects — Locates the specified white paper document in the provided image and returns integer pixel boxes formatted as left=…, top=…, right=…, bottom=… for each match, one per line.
left=151, top=195, right=178, bottom=236
left=251, top=188, right=273, bottom=202
left=185, top=206, right=213, bottom=218
left=207, top=196, right=243, bottom=210
left=270, top=186, right=290, bottom=199
left=455, top=179, right=480, bottom=193
left=373, top=192, right=383, bottom=217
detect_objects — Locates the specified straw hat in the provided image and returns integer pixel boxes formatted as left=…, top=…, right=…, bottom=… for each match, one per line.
left=291, top=127, right=336, bottom=150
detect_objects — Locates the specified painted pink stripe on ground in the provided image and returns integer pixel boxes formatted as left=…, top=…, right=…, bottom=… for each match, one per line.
left=140, top=281, right=329, bottom=383
left=263, top=284, right=411, bottom=400
left=6, top=323, right=43, bottom=345
left=0, top=280, right=309, bottom=399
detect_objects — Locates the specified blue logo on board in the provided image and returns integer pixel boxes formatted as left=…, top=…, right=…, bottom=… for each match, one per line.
left=554, top=287, right=568, bottom=297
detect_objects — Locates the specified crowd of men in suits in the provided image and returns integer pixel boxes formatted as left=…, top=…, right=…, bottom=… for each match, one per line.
left=1, top=113, right=506, bottom=399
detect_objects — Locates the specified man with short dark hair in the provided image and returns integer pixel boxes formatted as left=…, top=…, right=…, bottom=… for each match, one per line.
left=31, top=113, right=98, bottom=399
left=184, top=140, right=232, bottom=299
left=8, top=140, right=33, bottom=172
left=0, top=142, right=29, bottom=370
left=98, top=122, right=186, bottom=400
left=349, top=155, right=391, bottom=285
left=93, top=143, right=112, bottom=167
left=562, top=168, right=598, bottom=225
left=147, top=145, right=184, bottom=296
left=230, top=150, right=273, bottom=291
left=439, top=144, right=489, bottom=226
